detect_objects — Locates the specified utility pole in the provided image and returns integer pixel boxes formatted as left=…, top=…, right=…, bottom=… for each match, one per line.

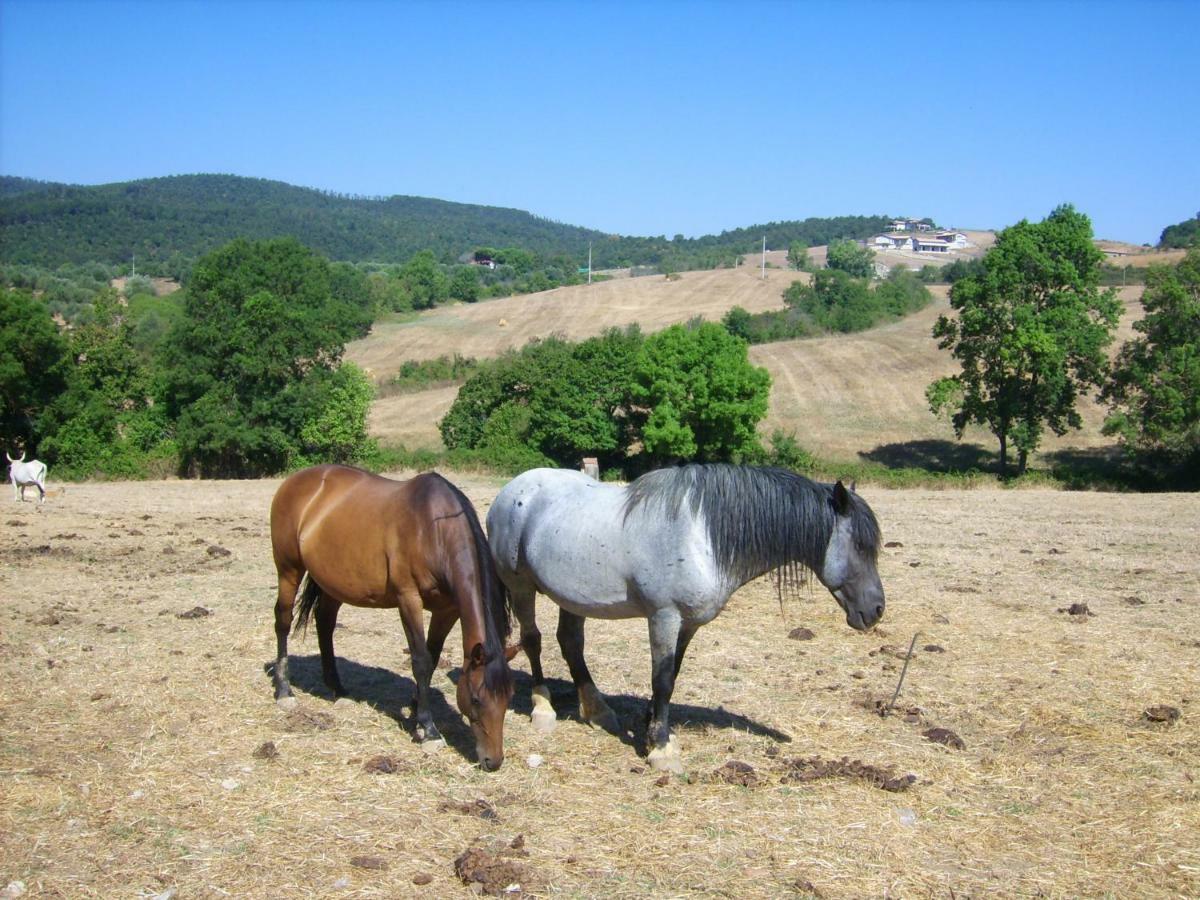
left=761, top=236, right=766, bottom=280
left=588, top=242, right=593, bottom=285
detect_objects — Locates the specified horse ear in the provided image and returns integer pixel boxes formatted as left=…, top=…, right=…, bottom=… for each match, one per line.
left=832, top=480, right=852, bottom=515
left=504, top=643, right=523, bottom=662
left=469, top=642, right=488, bottom=668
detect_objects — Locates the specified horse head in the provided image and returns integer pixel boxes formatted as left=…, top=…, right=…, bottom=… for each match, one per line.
left=820, top=481, right=885, bottom=631
left=456, top=642, right=519, bottom=771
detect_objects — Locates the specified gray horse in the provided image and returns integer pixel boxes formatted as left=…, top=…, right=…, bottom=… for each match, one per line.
left=486, top=464, right=885, bottom=772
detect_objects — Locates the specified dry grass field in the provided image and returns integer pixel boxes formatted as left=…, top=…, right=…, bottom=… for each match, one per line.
left=2, top=476, right=1197, bottom=898
left=354, top=263, right=1147, bottom=467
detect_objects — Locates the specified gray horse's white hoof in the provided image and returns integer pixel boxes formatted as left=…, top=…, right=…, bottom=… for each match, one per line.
left=275, top=695, right=299, bottom=711
left=420, top=737, right=446, bottom=755
left=530, top=685, right=557, bottom=733
left=647, top=735, right=684, bottom=774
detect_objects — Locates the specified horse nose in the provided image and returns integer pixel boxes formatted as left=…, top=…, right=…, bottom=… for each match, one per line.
left=480, top=755, right=502, bottom=772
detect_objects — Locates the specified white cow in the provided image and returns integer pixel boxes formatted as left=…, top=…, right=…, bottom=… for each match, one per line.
left=7, top=452, right=47, bottom=503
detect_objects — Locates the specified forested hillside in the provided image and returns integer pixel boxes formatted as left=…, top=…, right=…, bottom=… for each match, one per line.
left=0, top=173, right=891, bottom=273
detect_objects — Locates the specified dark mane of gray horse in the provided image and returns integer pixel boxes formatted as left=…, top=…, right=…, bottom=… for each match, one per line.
left=622, top=464, right=881, bottom=589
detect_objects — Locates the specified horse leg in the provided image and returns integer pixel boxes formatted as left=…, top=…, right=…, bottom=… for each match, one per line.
left=397, top=598, right=443, bottom=748
left=511, top=586, right=554, bottom=731
left=425, top=608, right=458, bottom=669
left=645, top=610, right=691, bottom=774
left=314, top=595, right=345, bottom=697
left=556, top=609, right=620, bottom=734
left=272, top=572, right=300, bottom=704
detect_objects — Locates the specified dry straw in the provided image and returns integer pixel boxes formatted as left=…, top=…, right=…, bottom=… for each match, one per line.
left=0, top=478, right=1196, bottom=897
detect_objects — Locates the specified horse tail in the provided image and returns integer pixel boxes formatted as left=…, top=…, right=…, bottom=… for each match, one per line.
left=291, top=572, right=322, bottom=639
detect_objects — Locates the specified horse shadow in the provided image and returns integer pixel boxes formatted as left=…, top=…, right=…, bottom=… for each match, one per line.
left=516, top=674, right=793, bottom=754
left=264, top=655, right=477, bottom=762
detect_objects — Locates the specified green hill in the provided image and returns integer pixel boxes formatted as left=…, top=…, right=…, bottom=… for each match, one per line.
left=0, top=173, right=892, bottom=272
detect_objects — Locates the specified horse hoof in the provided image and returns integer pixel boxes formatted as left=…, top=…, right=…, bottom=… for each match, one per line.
left=420, top=738, right=446, bottom=755
left=275, top=695, right=299, bottom=711
left=531, top=686, right=557, bottom=732
left=647, top=736, right=684, bottom=774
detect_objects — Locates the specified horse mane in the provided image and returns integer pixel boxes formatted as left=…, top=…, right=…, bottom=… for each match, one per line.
left=622, top=464, right=880, bottom=591
left=433, top=475, right=514, bottom=697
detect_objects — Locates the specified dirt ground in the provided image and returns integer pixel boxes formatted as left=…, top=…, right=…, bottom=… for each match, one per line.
left=2, top=475, right=1197, bottom=898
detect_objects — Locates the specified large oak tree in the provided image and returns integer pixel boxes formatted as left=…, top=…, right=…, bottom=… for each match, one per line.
left=927, top=205, right=1121, bottom=475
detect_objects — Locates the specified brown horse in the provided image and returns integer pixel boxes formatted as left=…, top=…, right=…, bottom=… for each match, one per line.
left=269, top=465, right=516, bottom=770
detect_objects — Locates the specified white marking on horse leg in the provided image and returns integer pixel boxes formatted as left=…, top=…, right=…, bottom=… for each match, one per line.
left=647, top=734, right=684, bottom=774
left=420, top=737, right=446, bottom=754
left=275, top=695, right=299, bottom=711
left=531, top=683, right=557, bottom=732
left=579, top=682, right=620, bottom=734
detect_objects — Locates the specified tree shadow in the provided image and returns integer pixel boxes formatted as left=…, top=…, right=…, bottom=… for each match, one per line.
left=859, top=439, right=996, bottom=474
left=264, top=655, right=476, bottom=761
left=1038, top=445, right=1191, bottom=491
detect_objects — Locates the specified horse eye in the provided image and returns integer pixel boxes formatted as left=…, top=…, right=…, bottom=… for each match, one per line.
left=471, top=695, right=482, bottom=708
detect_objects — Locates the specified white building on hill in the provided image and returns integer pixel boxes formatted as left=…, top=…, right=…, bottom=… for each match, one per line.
left=873, top=230, right=970, bottom=253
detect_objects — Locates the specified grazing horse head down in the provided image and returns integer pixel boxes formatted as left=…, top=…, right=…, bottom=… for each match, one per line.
left=7, top=452, right=48, bottom=504
left=269, top=465, right=515, bottom=770
left=489, top=464, right=887, bottom=773
left=821, top=480, right=885, bottom=631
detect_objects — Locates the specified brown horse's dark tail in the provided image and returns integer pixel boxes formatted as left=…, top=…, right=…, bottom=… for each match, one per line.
left=291, top=573, right=322, bottom=639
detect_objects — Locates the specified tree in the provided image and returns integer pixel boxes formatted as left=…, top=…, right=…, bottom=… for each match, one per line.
left=1102, top=247, right=1200, bottom=467
left=826, top=240, right=875, bottom=278
left=927, top=205, right=1121, bottom=475
left=159, top=237, right=373, bottom=476
left=0, top=289, right=69, bottom=452
left=787, top=241, right=811, bottom=272
left=397, top=250, right=449, bottom=310
left=448, top=265, right=481, bottom=303
left=297, top=362, right=377, bottom=465
left=631, top=322, right=770, bottom=464
left=1159, top=211, right=1200, bottom=249
left=39, top=287, right=168, bottom=477
left=439, top=329, right=641, bottom=471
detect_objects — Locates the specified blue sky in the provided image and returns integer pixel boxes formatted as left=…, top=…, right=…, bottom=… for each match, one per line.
left=1, top=0, right=1195, bottom=244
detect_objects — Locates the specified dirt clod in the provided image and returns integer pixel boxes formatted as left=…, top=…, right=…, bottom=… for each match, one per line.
left=454, top=846, right=532, bottom=896
left=788, top=627, right=815, bottom=641
left=252, top=741, right=279, bottom=760
left=709, top=760, right=761, bottom=787
left=1143, top=705, right=1181, bottom=724
left=412, top=872, right=433, bottom=885
left=439, top=798, right=499, bottom=822
left=778, top=755, right=917, bottom=792
left=350, top=855, right=388, bottom=870
left=206, top=544, right=231, bottom=558
left=923, top=644, right=946, bottom=653
left=923, top=727, right=966, bottom=750
left=176, top=606, right=211, bottom=619
left=363, top=754, right=405, bottom=773
left=1058, top=602, right=1094, bottom=617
